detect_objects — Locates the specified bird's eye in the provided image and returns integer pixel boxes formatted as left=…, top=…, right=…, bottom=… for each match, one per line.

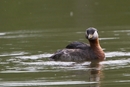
left=87, top=31, right=89, bottom=34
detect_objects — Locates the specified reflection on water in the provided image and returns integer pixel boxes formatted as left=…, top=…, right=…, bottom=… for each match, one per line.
left=0, top=59, right=103, bottom=87
left=88, top=61, right=103, bottom=87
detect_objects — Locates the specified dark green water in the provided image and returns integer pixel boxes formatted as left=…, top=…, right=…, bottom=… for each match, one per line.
left=0, top=0, right=130, bottom=87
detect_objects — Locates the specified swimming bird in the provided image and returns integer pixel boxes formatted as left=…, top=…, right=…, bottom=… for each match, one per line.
left=50, top=27, right=105, bottom=62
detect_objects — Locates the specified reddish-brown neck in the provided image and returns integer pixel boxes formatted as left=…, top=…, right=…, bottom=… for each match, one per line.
left=89, top=39, right=101, bottom=49
left=89, top=39, right=105, bottom=61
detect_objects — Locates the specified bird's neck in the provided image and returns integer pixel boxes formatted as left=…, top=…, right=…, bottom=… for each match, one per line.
left=89, top=39, right=105, bottom=61
left=89, top=39, right=101, bottom=49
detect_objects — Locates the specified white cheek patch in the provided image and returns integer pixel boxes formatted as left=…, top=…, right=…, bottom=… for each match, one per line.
left=93, top=31, right=98, bottom=38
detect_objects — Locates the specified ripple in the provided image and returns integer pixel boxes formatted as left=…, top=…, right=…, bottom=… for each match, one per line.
left=100, top=37, right=119, bottom=40
left=115, top=80, right=130, bottom=83
left=0, top=33, right=6, bottom=36
left=21, top=61, right=75, bottom=66
left=0, top=34, right=42, bottom=39
left=15, top=53, right=52, bottom=59
left=100, top=58, right=130, bottom=70
left=101, top=59, right=130, bottom=66
left=0, top=52, right=28, bottom=57
left=0, top=81, right=97, bottom=86
left=114, top=30, right=130, bottom=32
left=0, top=30, right=45, bottom=39
left=18, top=61, right=92, bottom=71
left=105, top=51, right=130, bottom=57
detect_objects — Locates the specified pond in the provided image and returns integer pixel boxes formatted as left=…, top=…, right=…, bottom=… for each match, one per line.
left=0, top=0, right=130, bottom=87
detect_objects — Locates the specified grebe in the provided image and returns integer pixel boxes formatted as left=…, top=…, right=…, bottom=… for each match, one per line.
left=50, top=27, right=105, bottom=62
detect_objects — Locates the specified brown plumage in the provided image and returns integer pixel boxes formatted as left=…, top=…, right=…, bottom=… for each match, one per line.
left=50, top=27, right=105, bottom=62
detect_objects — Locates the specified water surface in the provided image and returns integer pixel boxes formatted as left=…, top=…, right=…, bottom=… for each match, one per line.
left=0, top=0, right=130, bottom=87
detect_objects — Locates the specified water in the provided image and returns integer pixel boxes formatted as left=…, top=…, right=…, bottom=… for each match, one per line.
left=0, top=0, right=130, bottom=87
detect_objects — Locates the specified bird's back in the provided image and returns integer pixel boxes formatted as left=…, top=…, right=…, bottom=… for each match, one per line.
left=66, top=41, right=90, bottom=50
left=50, top=42, right=97, bottom=62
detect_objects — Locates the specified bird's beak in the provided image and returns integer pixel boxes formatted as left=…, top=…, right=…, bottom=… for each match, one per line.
left=88, top=34, right=93, bottom=39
